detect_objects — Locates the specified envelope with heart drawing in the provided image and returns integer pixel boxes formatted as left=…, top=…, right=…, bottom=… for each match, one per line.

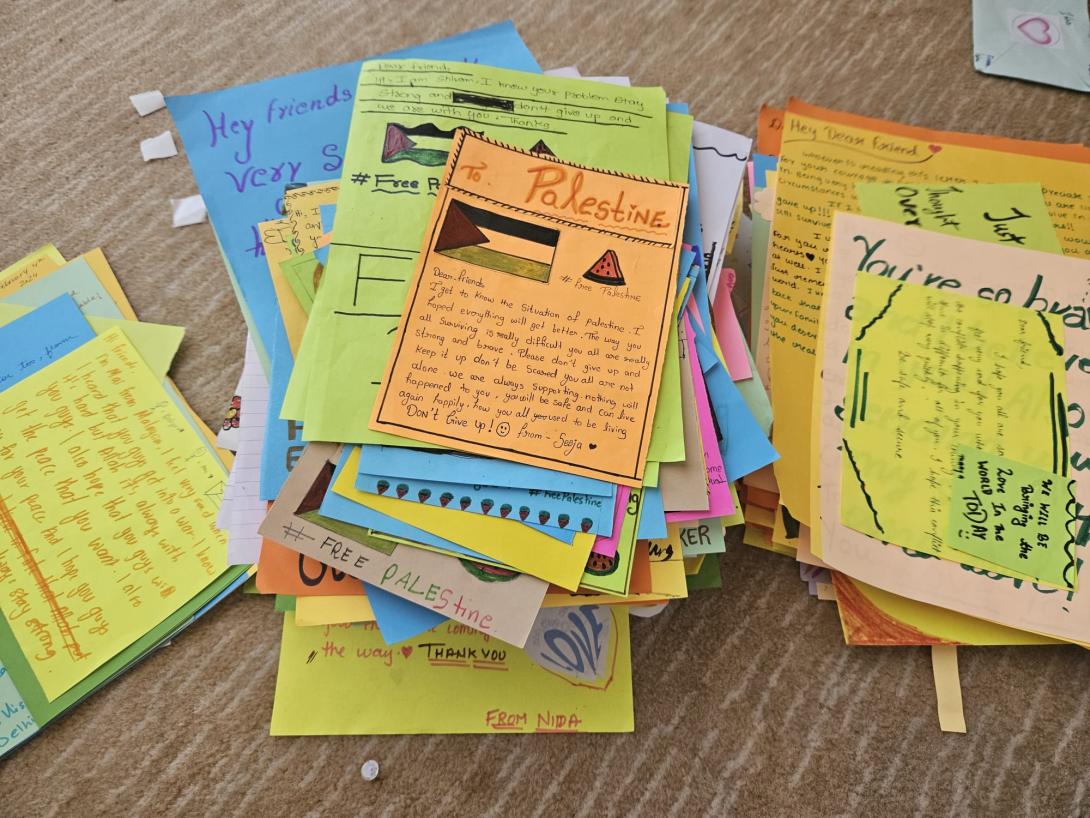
left=972, top=0, right=1090, bottom=92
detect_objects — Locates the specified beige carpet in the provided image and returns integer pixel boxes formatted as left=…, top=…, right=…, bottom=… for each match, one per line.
left=3, top=1, right=1090, bottom=815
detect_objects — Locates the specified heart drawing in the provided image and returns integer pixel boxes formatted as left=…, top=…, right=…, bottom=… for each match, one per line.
left=401, top=646, right=413, bottom=659
left=1015, top=15, right=1058, bottom=46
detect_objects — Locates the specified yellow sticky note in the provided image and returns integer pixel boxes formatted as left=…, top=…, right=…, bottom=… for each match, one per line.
left=332, top=447, right=594, bottom=590
left=647, top=539, right=688, bottom=598
left=271, top=605, right=633, bottom=734
left=369, top=132, right=687, bottom=486
left=767, top=101, right=1090, bottom=526
left=294, top=594, right=374, bottom=626
left=0, top=245, right=65, bottom=292
left=840, top=274, right=1070, bottom=587
left=0, top=328, right=228, bottom=699
left=283, top=181, right=339, bottom=254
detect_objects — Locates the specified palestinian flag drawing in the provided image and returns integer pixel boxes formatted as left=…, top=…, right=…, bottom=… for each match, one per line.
left=382, top=122, right=459, bottom=166
left=582, top=249, right=626, bottom=286
left=435, top=198, right=560, bottom=283
left=529, top=139, right=556, bottom=157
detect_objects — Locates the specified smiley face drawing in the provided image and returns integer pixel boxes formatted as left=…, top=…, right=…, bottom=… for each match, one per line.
left=496, top=422, right=511, bottom=437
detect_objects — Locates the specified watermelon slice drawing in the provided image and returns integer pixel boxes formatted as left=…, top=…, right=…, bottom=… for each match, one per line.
left=418, top=488, right=432, bottom=503
left=582, top=249, right=625, bottom=286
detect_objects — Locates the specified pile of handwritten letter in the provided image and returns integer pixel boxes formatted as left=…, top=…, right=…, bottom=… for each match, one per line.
left=3, top=19, right=1088, bottom=749
left=741, top=101, right=1090, bottom=732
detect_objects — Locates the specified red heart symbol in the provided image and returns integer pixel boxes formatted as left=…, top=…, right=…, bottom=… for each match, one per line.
left=928, top=144, right=942, bottom=154
left=400, top=646, right=413, bottom=659
left=1017, top=16, right=1055, bottom=46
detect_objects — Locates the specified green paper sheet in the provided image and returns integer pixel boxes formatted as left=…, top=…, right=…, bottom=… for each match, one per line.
left=284, top=60, right=673, bottom=444
left=856, top=182, right=1062, bottom=253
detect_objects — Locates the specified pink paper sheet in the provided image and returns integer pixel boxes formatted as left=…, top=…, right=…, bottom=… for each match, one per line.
left=590, top=485, right=630, bottom=557
left=711, top=280, right=753, bottom=381
left=665, top=315, right=736, bottom=523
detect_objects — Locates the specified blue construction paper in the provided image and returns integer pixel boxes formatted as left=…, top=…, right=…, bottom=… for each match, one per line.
left=319, top=449, right=503, bottom=562
left=0, top=296, right=94, bottom=391
left=693, top=327, right=778, bottom=481
left=355, top=471, right=616, bottom=536
left=319, top=203, right=336, bottom=234
left=752, top=153, right=778, bottom=189
left=676, top=248, right=696, bottom=296
left=359, top=445, right=614, bottom=495
left=637, top=486, right=668, bottom=539
left=167, top=22, right=540, bottom=367
left=260, top=329, right=304, bottom=500
left=2, top=258, right=124, bottom=320
left=364, top=582, right=446, bottom=645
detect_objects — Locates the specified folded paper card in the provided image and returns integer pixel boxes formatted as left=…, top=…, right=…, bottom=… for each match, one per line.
left=370, top=131, right=687, bottom=485
left=972, top=0, right=1090, bottom=93
left=270, top=605, right=633, bottom=734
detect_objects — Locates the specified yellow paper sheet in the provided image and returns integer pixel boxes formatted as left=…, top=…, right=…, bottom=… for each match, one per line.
left=370, top=132, right=687, bottom=486
left=271, top=606, right=633, bottom=734
left=767, top=102, right=1090, bottom=525
left=294, top=594, right=375, bottom=626
left=283, top=181, right=339, bottom=254
left=332, top=447, right=594, bottom=590
left=931, top=645, right=967, bottom=733
left=0, top=328, right=227, bottom=699
left=647, top=539, right=688, bottom=598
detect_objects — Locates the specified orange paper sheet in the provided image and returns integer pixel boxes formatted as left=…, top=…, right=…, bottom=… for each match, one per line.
left=371, top=132, right=688, bottom=486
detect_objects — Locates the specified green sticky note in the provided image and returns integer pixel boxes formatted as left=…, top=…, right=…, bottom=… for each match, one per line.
left=280, top=253, right=321, bottom=315
left=947, top=446, right=1076, bottom=590
left=284, top=60, right=672, bottom=444
left=856, top=182, right=1063, bottom=253
left=686, top=552, right=722, bottom=591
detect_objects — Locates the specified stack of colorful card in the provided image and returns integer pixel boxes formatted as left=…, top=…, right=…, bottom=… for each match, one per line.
left=0, top=246, right=247, bottom=758
left=162, top=22, right=774, bottom=735
left=741, top=100, right=1090, bottom=732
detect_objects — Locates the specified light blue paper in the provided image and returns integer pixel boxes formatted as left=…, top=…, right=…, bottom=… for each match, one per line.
left=693, top=326, right=778, bottom=481
left=260, top=329, right=304, bottom=500
left=167, top=22, right=540, bottom=367
left=320, top=449, right=504, bottom=563
left=0, top=296, right=94, bottom=390
left=364, top=582, right=446, bottom=645
left=355, top=471, right=616, bottom=536
left=752, top=153, right=778, bottom=189
left=0, top=664, right=37, bottom=758
left=637, top=486, right=668, bottom=539
left=359, top=445, right=614, bottom=495
left=973, top=0, right=1090, bottom=93
left=2, top=258, right=124, bottom=320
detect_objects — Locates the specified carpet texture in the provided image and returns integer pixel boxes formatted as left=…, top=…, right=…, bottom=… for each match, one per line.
left=3, top=1, right=1090, bottom=815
